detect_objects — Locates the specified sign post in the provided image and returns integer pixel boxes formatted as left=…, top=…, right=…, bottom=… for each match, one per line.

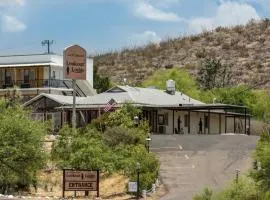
left=62, top=169, right=99, bottom=198
left=63, top=45, right=87, bottom=132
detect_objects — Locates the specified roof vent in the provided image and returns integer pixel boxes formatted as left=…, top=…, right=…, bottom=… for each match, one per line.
left=166, top=79, right=175, bottom=95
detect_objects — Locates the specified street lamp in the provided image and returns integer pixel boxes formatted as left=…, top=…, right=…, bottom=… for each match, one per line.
left=146, top=134, right=152, bottom=153
left=136, top=162, right=140, bottom=200
left=134, top=116, right=139, bottom=127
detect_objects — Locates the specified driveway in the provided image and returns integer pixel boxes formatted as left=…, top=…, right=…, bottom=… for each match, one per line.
left=151, top=134, right=259, bottom=200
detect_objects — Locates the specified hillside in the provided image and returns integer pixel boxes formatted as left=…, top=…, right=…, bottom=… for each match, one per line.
left=94, top=19, right=270, bottom=88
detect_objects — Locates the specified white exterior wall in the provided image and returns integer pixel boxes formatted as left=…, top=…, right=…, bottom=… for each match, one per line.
left=156, top=109, right=229, bottom=135
left=51, top=66, right=63, bottom=80
left=157, top=109, right=173, bottom=134
left=0, top=54, right=94, bottom=87
left=87, top=58, right=93, bottom=86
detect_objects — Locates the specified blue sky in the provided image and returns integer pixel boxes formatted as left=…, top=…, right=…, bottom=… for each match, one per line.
left=0, top=0, right=269, bottom=55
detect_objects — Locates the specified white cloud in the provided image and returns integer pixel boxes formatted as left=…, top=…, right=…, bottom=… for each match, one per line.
left=130, top=30, right=162, bottom=46
left=1, top=15, right=26, bottom=32
left=245, top=0, right=270, bottom=11
left=188, top=1, right=260, bottom=33
left=147, top=0, right=182, bottom=8
left=134, top=1, right=184, bottom=22
left=0, top=0, right=25, bottom=7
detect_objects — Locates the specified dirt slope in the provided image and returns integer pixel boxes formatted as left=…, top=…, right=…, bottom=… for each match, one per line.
left=95, top=19, right=270, bottom=88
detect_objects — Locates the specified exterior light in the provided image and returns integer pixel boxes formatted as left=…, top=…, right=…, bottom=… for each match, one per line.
left=134, top=116, right=139, bottom=127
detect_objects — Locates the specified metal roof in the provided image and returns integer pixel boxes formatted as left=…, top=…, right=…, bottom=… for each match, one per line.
left=23, top=93, right=85, bottom=107
left=23, top=86, right=248, bottom=116
left=76, top=85, right=204, bottom=107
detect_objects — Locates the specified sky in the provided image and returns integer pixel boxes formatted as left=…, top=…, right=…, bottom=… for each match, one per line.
left=0, top=0, right=269, bottom=55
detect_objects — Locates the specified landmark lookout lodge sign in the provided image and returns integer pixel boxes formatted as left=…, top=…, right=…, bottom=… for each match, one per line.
left=63, top=169, right=99, bottom=198
left=64, top=45, right=86, bottom=80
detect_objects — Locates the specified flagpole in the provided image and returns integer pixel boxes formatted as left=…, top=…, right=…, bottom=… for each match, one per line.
left=98, top=105, right=102, bottom=132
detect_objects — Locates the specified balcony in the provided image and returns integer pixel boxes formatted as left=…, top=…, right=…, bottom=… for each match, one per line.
left=0, top=79, right=71, bottom=89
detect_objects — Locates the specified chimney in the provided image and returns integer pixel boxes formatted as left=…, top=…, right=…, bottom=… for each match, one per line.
left=166, top=79, right=175, bottom=95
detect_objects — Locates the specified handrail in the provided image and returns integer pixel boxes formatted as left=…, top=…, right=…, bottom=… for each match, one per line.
left=0, top=79, right=72, bottom=89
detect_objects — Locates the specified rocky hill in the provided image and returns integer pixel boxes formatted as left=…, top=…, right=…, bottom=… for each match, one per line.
left=94, top=19, right=270, bottom=88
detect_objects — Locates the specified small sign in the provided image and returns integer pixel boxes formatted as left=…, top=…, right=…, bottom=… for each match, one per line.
left=63, top=169, right=99, bottom=197
left=128, top=181, right=137, bottom=192
left=64, top=45, right=87, bottom=80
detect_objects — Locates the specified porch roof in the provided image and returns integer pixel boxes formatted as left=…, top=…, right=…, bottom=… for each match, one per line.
left=145, top=103, right=246, bottom=110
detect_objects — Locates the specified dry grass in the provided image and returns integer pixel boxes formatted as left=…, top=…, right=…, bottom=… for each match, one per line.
left=94, top=19, right=270, bottom=89
left=27, top=171, right=166, bottom=200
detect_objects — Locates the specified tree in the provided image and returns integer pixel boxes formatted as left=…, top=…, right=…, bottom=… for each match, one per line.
left=93, top=65, right=111, bottom=93
left=251, top=131, right=270, bottom=192
left=197, top=58, right=233, bottom=90
left=52, top=104, right=159, bottom=190
left=142, top=68, right=200, bottom=99
left=0, top=100, right=46, bottom=193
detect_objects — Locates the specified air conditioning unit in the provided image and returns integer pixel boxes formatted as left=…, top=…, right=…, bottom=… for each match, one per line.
left=158, top=125, right=166, bottom=134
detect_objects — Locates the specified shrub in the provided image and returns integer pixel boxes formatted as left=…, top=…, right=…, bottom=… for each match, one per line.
left=52, top=104, right=159, bottom=191
left=0, top=100, right=47, bottom=193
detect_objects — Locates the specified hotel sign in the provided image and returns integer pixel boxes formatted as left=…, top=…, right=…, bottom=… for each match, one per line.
left=63, top=169, right=99, bottom=197
left=64, top=45, right=86, bottom=80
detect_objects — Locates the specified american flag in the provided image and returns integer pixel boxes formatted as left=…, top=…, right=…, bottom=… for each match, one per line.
left=104, top=98, right=117, bottom=112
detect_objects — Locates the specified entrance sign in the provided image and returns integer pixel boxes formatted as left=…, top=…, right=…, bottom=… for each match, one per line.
left=128, top=181, right=138, bottom=192
left=63, top=169, right=99, bottom=197
left=64, top=45, right=86, bottom=80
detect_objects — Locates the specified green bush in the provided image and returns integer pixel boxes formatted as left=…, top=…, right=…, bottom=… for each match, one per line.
left=142, top=68, right=200, bottom=99
left=0, top=100, right=47, bottom=193
left=52, top=104, right=159, bottom=191
left=194, top=176, right=258, bottom=200
left=193, top=188, right=213, bottom=200
left=103, top=126, right=146, bottom=148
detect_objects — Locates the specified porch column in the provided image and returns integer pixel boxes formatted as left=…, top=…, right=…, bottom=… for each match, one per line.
left=234, top=116, right=236, bottom=133
left=248, top=116, right=251, bottom=135
left=219, top=113, right=221, bottom=134
left=244, top=108, right=247, bottom=135
left=208, top=110, right=210, bottom=135
left=48, top=65, right=51, bottom=93
left=14, top=68, right=17, bottom=85
left=173, top=110, right=175, bottom=134
left=225, top=112, right=227, bottom=134
left=204, top=113, right=206, bottom=134
left=61, top=110, right=63, bottom=127
left=188, top=111, right=191, bottom=134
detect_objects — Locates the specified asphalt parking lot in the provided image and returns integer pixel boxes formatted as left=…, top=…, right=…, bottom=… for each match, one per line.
left=151, top=134, right=259, bottom=200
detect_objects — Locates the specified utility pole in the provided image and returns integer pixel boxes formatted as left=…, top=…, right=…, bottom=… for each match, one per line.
left=41, top=40, right=54, bottom=54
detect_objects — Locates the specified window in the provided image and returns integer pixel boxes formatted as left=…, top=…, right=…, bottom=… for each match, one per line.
left=5, top=71, right=12, bottom=84
left=184, top=114, right=189, bottom=127
left=158, top=114, right=164, bottom=125
left=24, top=70, right=29, bottom=83
left=204, top=116, right=209, bottom=128
left=52, top=71, right=56, bottom=79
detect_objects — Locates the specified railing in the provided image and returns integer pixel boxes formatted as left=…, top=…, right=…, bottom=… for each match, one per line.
left=0, top=79, right=72, bottom=89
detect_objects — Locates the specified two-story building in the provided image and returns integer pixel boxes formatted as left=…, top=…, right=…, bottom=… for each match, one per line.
left=0, top=53, right=95, bottom=101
